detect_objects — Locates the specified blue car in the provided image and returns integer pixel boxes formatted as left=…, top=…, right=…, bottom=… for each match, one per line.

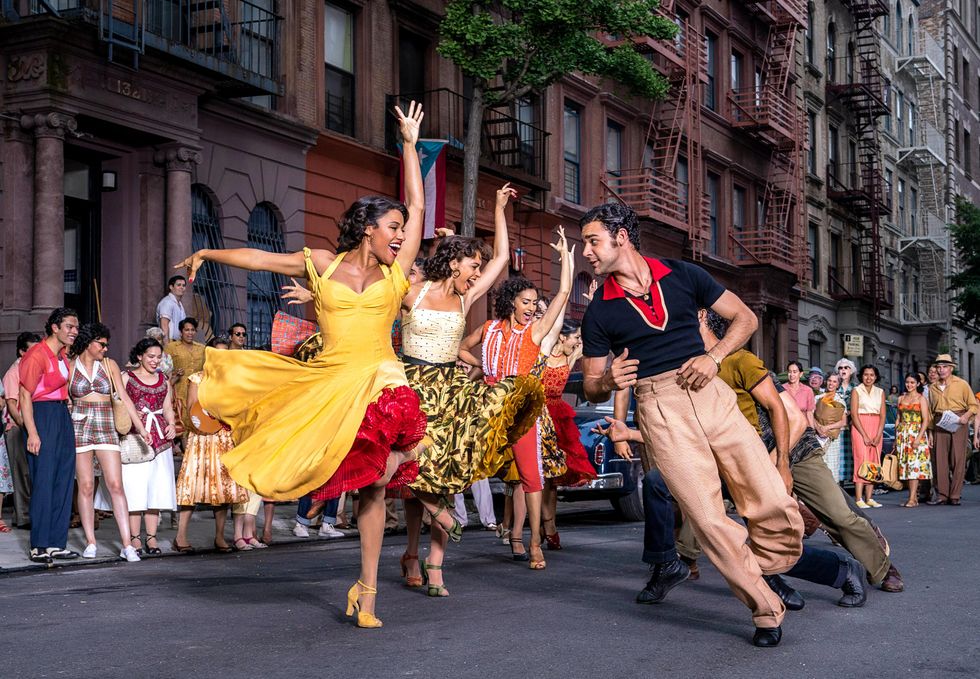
left=554, top=373, right=646, bottom=521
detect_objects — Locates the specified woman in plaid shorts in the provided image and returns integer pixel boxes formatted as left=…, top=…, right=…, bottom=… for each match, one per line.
left=68, top=322, right=148, bottom=562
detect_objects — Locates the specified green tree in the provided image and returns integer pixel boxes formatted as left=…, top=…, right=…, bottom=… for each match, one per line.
left=437, top=0, right=677, bottom=235
left=950, top=196, right=980, bottom=337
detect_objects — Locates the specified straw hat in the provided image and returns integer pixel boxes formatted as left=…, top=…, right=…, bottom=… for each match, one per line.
left=933, top=353, right=956, bottom=367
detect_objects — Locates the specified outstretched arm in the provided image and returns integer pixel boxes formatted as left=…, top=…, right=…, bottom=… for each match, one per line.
left=464, top=184, right=514, bottom=310
left=538, top=240, right=575, bottom=356
left=175, top=248, right=309, bottom=283
left=395, top=102, right=426, bottom=272
left=532, top=226, right=574, bottom=346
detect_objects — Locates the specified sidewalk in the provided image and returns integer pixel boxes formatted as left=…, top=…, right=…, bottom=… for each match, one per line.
left=0, top=499, right=493, bottom=574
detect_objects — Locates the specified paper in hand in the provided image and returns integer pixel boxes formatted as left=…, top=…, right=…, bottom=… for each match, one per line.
left=936, top=410, right=962, bottom=433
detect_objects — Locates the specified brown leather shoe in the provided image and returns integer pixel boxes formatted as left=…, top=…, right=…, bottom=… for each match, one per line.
left=798, top=501, right=821, bottom=537
left=681, top=556, right=700, bottom=581
left=879, top=564, right=904, bottom=592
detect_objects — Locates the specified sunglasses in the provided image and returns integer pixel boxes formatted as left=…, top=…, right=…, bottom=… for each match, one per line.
left=95, top=340, right=109, bottom=349
left=233, top=332, right=247, bottom=337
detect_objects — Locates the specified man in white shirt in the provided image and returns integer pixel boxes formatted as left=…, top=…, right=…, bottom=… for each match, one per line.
left=156, top=275, right=187, bottom=341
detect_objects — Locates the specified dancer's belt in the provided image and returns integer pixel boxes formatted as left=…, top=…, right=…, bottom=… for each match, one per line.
left=401, top=355, right=457, bottom=369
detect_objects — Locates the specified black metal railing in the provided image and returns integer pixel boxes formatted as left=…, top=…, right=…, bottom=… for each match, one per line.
left=385, top=88, right=549, bottom=184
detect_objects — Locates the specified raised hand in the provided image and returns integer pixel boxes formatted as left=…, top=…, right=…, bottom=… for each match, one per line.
left=174, top=251, right=206, bottom=284
left=394, top=100, right=424, bottom=146
left=435, top=227, right=455, bottom=238
left=496, top=182, right=517, bottom=209
left=281, top=278, right=313, bottom=306
left=548, top=225, right=569, bottom=256
left=583, top=279, right=598, bottom=302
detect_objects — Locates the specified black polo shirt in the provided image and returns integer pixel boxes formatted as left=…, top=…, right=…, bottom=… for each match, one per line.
left=581, top=257, right=725, bottom=378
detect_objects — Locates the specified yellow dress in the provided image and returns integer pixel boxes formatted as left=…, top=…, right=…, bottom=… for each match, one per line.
left=199, top=248, right=414, bottom=500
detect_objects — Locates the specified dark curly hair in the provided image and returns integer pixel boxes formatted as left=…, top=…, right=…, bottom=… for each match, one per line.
left=579, top=203, right=641, bottom=249
left=68, top=322, right=112, bottom=359
left=423, top=236, right=493, bottom=281
left=336, top=195, right=409, bottom=253
left=560, top=318, right=581, bottom=336
left=45, top=307, right=78, bottom=337
left=129, top=338, right=163, bottom=366
left=207, top=335, right=230, bottom=349
left=16, top=331, right=41, bottom=357
left=493, top=277, right=537, bottom=320
left=704, top=309, right=731, bottom=340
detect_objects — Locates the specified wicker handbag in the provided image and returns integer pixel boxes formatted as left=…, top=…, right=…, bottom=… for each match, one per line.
left=119, top=433, right=156, bottom=465
left=103, top=362, right=133, bottom=436
left=271, top=311, right=317, bottom=356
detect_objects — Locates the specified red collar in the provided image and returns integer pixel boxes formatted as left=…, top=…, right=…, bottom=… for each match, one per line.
left=603, top=257, right=673, bottom=300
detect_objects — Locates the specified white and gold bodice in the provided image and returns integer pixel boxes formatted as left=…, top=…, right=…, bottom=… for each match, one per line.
left=401, top=281, right=466, bottom=365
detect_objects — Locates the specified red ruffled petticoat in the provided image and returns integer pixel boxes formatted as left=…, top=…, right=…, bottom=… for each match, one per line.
left=311, top=386, right=426, bottom=501
left=548, top=399, right=598, bottom=487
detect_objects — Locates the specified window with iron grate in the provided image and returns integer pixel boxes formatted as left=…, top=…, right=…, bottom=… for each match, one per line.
left=191, top=186, right=242, bottom=340
left=246, top=203, right=287, bottom=350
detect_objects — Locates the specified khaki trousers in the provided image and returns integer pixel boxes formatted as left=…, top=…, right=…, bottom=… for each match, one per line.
left=634, top=371, right=803, bottom=629
left=790, top=452, right=890, bottom=583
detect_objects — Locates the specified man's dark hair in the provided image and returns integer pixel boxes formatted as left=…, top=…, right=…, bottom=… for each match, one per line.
left=579, top=203, right=641, bottom=249
left=167, top=275, right=186, bottom=289
left=207, top=335, right=230, bottom=349
left=704, top=309, right=731, bottom=340
left=15, top=331, right=42, bottom=357
left=45, top=307, right=78, bottom=337
left=229, top=323, right=247, bottom=335
left=492, top=277, right=538, bottom=320
left=179, top=317, right=199, bottom=331
left=69, top=322, right=112, bottom=359
left=787, top=360, right=804, bottom=373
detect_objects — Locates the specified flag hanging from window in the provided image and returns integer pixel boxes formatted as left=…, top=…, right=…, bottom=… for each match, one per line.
left=400, top=139, right=447, bottom=239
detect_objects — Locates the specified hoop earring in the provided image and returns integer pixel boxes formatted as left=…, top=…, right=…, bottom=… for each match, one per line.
left=452, top=270, right=460, bottom=279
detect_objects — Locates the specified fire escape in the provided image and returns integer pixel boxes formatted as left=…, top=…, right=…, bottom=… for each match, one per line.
left=730, top=0, right=808, bottom=282
left=825, top=0, right=891, bottom=325
left=599, top=2, right=709, bottom=259
left=896, top=28, right=948, bottom=326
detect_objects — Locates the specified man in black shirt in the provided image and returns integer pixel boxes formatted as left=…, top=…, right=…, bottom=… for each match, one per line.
left=580, top=203, right=803, bottom=647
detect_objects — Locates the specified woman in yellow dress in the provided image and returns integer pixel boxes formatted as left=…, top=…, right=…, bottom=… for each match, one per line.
left=176, top=102, right=444, bottom=628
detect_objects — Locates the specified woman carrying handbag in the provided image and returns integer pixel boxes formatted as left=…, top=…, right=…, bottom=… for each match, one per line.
left=96, top=338, right=177, bottom=555
left=850, top=365, right=887, bottom=508
left=69, top=323, right=148, bottom=562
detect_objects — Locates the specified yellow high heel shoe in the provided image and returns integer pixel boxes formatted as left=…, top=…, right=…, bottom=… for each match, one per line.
left=345, top=580, right=383, bottom=628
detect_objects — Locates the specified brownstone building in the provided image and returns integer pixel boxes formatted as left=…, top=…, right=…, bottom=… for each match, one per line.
left=1, top=0, right=810, bottom=371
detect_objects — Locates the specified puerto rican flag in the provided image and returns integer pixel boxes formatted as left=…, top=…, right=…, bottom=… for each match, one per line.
left=400, top=139, right=447, bottom=239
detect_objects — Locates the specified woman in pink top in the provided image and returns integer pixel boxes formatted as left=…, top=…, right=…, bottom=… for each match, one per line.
left=784, top=361, right=815, bottom=429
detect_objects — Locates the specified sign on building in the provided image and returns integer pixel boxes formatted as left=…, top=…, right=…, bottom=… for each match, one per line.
left=843, top=333, right=864, bottom=357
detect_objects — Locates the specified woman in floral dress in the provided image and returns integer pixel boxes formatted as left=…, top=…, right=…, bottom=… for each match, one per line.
left=896, top=373, right=932, bottom=508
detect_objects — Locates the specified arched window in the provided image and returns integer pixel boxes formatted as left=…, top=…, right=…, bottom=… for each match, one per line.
left=826, top=22, right=837, bottom=82
left=896, top=3, right=904, bottom=55
left=246, top=203, right=286, bottom=350
left=191, top=185, right=242, bottom=339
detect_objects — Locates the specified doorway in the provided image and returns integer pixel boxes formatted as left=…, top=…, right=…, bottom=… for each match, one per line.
left=63, top=157, right=102, bottom=322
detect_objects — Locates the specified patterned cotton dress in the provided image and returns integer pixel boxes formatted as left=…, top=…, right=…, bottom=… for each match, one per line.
left=896, top=401, right=933, bottom=480
left=175, top=372, right=249, bottom=506
left=403, top=282, right=543, bottom=495
left=96, top=371, right=177, bottom=512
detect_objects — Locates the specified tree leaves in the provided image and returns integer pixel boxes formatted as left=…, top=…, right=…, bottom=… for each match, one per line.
left=437, top=0, right=676, bottom=104
left=950, top=197, right=980, bottom=337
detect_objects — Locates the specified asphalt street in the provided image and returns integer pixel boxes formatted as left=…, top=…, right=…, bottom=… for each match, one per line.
left=2, top=487, right=979, bottom=679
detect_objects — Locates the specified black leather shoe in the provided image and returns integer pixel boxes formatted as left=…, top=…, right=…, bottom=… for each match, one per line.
left=752, top=626, right=782, bottom=647
left=763, top=574, right=805, bottom=611
left=837, top=558, right=867, bottom=607
left=636, top=559, right=691, bottom=604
